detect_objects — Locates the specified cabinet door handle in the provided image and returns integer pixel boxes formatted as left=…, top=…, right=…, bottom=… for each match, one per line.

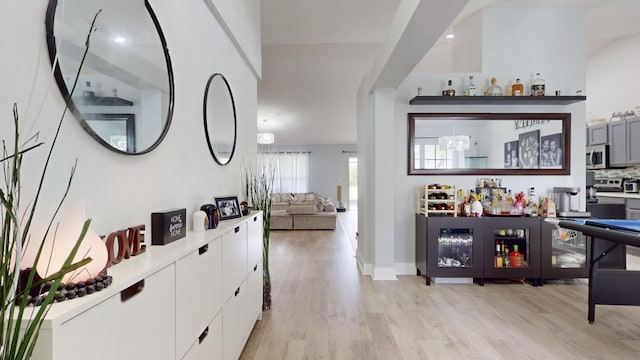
left=199, top=244, right=208, bottom=255
left=253, top=216, right=257, bottom=222
left=120, top=279, right=145, bottom=303
left=235, top=226, right=240, bottom=233
left=254, top=264, right=258, bottom=272
left=198, top=326, right=209, bottom=344
left=234, top=287, right=240, bottom=297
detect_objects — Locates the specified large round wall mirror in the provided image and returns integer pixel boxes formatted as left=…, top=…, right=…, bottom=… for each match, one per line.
left=203, top=73, right=237, bottom=166
left=45, top=0, right=175, bottom=155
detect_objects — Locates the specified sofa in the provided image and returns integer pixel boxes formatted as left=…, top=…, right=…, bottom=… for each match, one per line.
left=270, top=192, right=337, bottom=230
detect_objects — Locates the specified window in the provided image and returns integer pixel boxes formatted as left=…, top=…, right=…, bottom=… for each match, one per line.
left=414, top=139, right=454, bottom=169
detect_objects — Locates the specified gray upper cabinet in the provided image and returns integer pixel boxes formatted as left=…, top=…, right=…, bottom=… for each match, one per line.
left=608, top=117, right=640, bottom=167
left=587, top=124, right=608, bottom=146
left=628, top=118, right=640, bottom=164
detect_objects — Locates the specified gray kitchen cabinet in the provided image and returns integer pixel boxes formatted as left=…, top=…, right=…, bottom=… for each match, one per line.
left=587, top=123, right=608, bottom=145
left=627, top=199, right=640, bottom=220
left=609, top=120, right=628, bottom=167
left=608, top=117, right=640, bottom=167
left=627, top=118, right=640, bottom=164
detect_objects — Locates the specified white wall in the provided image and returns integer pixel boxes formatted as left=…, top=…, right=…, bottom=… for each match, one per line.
left=0, top=1, right=258, bottom=244
left=390, top=6, right=587, bottom=274
left=587, top=32, right=640, bottom=121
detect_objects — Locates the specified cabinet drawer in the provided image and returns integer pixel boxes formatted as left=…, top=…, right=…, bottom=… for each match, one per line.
left=248, top=260, right=263, bottom=324
left=247, top=213, right=263, bottom=274
left=223, top=224, right=247, bottom=300
left=223, top=279, right=248, bottom=360
left=182, top=310, right=222, bottom=360
left=56, top=265, right=176, bottom=360
left=176, top=237, right=222, bottom=359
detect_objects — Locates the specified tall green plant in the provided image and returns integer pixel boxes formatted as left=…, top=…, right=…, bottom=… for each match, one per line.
left=242, top=157, right=276, bottom=310
left=0, top=10, right=100, bottom=360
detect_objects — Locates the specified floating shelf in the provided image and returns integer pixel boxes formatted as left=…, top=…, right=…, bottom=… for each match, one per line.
left=75, top=96, right=134, bottom=106
left=409, top=95, right=586, bottom=105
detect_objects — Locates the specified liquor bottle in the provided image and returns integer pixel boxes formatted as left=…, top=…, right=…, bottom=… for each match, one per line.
left=511, top=78, right=524, bottom=96
left=500, top=241, right=506, bottom=268
left=444, top=80, right=456, bottom=96
left=466, top=75, right=477, bottom=96
left=509, top=244, right=524, bottom=268
left=531, top=72, right=545, bottom=96
left=485, top=77, right=502, bottom=96
left=495, top=241, right=502, bottom=268
left=504, top=246, right=510, bottom=267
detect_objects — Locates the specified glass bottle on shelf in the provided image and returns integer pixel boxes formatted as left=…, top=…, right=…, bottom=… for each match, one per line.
left=444, top=80, right=456, bottom=96
left=465, top=75, right=477, bottom=96
left=531, top=72, right=545, bottom=96
left=495, top=241, right=502, bottom=267
left=511, top=78, right=524, bottom=96
left=485, top=77, right=502, bottom=96
left=509, top=244, right=524, bottom=268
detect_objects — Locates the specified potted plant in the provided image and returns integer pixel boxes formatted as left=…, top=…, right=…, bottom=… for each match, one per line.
left=0, top=11, right=100, bottom=359
left=242, top=158, right=276, bottom=310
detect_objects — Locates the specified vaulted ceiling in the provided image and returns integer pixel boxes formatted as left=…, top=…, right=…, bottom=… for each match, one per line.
left=258, top=0, right=640, bottom=145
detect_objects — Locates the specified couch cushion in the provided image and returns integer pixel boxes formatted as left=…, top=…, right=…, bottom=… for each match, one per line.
left=271, top=193, right=292, bottom=203
left=288, top=204, right=317, bottom=215
left=324, top=202, right=336, bottom=212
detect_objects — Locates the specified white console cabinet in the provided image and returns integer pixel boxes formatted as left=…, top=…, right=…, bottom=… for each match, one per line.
left=25, top=212, right=263, bottom=360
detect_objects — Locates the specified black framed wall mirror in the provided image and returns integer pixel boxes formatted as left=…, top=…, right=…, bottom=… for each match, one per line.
left=45, top=0, right=175, bottom=155
left=408, top=113, right=571, bottom=175
left=203, top=73, right=237, bottom=166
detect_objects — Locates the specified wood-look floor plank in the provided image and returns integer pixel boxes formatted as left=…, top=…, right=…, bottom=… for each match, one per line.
left=240, top=218, right=640, bottom=360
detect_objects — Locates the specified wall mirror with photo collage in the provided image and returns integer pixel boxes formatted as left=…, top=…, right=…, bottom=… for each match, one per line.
left=408, top=113, right=571, bottom=175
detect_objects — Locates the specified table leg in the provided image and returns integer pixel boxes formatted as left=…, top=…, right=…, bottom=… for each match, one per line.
left=588, top=235, right=596, bottom=324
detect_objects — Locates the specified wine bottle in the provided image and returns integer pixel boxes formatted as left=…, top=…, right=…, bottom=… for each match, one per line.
left=495, top=241, right=502, bottom=268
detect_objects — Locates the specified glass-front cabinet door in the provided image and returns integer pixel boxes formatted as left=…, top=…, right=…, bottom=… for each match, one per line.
left=541, top=221, right=588, bottom=279
left=425, top=217, right=484, bottom=285
left=483, top=217, right=541, bottom=283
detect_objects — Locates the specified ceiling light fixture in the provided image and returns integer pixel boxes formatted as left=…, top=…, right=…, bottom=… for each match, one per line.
left=439, top=135, right=470, bottom=151
left=113, top=36, right=127, bottom=43
left=257, top=132, right=275, bottom=144
left=446, top=33, right=454, bottom=39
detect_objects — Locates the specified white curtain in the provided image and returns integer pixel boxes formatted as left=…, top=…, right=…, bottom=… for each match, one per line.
left=271, top=152, right=309, bottom=193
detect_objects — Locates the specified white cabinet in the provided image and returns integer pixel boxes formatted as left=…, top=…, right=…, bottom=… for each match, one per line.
left=26, top=212, right=263, bottom=360
left=223, top=225, right=248, bottom=302
left=183, top=311, right=223, bottom=360
left=176, top=237, right=222, bottom=359
left=223, top=279, right=249, bottom=360
left=34, top=264, right=176, bottom=360
left=247, top=213, right=263, bottom=273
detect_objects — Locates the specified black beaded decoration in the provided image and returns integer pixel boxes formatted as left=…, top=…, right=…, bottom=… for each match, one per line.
left=16, top=269, right=112, bottom=307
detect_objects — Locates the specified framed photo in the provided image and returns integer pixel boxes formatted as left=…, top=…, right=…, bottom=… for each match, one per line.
left=215, top=196, right=242, bottom=220
left=518, top=130, right=540, bottom=169
left=540, top=133, right=563, bottom=168
left=504, top=140, right=519, bottom=168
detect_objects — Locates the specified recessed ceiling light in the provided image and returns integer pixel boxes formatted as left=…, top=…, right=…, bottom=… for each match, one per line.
left=446, top=33, right=454, bottom=39
left=113, top=36, right=127, bottom=43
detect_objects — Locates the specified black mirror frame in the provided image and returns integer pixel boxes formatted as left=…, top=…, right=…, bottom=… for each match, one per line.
left=203, top=73, right=237, bottom=166
left=45, top=0, right=175, bottom=155
left=408, top=112, right=571, bottom=176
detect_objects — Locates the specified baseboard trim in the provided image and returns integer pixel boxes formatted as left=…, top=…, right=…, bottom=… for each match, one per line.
left=395, top=262, right=416, bottom=275
left=372, top=266, right=397, bottom=281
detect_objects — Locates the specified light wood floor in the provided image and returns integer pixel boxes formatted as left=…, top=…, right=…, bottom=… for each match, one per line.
left=240, top=222, right=640, bottom=359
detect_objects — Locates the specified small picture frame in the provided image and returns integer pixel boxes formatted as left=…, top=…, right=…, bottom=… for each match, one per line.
left=215, top=196, right=242, bottom=220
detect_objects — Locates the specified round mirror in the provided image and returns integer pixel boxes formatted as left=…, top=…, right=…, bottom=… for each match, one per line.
left=45, top=0, right=174, bottom=155
left=203, top=73, right=237, bottom=166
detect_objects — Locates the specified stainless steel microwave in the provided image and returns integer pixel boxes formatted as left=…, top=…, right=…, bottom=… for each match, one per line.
left=586, top=144, right=608, bottom=169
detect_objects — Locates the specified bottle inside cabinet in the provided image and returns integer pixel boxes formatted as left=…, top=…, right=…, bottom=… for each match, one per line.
left=438, top=228, right=473, bottom=268
left=417, top=185, right=458, bottom=217
left=493, top=228, right=529, bottom=268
